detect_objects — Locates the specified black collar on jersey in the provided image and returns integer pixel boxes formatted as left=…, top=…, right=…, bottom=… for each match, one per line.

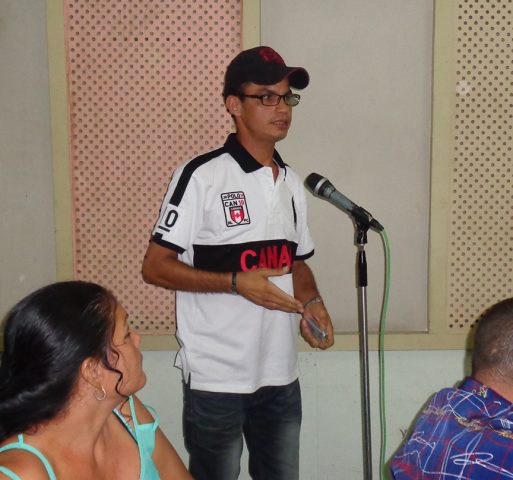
left=166, top=134, right=289, bottom=209
left=225, top=133, right=286, bottom=173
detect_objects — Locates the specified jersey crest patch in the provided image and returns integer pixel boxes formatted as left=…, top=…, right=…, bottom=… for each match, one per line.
left=221, top=191, right=251, bottom=227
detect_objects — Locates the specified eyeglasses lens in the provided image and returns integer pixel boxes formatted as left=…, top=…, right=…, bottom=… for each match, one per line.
left=261, top=94, right=300, bottom=107
left=284, top=94, right=300, bottom=106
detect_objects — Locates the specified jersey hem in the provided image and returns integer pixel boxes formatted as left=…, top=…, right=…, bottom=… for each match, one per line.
left=187, top=373, right=300, bottom=394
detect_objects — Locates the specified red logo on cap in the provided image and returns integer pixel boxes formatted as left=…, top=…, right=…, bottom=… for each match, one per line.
left=258, top=47, right=284, bottom=65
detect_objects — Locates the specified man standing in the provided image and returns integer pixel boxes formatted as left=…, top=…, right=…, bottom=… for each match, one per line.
left=391, top=298, right=513, bottom=479
left=142, top=46, right=334, bottom=480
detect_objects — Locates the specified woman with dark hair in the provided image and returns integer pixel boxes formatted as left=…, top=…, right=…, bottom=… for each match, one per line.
left=0, top=281, right=192, bottom=480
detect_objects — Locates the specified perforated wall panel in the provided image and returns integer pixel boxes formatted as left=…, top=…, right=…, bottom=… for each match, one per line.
left=447, top=0, right=513, bottom=330
left=64, top=0, right=241, bottom=333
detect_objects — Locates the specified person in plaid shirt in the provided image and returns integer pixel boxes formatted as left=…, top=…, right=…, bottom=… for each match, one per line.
left=391, top=298, right=513, bottom=479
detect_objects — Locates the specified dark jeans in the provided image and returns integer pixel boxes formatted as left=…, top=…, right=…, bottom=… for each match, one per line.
left=183, top=379, right=302, bottom=480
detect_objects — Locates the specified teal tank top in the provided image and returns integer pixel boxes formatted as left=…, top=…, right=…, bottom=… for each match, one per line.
left=0, top=435, right=56, bottom=480
left=113, top=395, right=160, bottom=480
left=0, top=396, right=160, bottom=480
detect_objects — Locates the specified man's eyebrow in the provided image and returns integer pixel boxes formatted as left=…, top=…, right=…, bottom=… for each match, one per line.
left=252, top=87, right=292, bottom=95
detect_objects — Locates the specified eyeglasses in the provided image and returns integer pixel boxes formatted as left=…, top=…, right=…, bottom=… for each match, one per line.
left=238, top=92, right=301, bottom=107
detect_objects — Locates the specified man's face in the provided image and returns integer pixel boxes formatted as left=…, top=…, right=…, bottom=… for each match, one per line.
left=231, top=78, right=293, bottom=144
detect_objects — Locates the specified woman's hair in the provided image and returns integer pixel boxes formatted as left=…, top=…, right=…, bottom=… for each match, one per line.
left=0, top=281, right=119, bottom=441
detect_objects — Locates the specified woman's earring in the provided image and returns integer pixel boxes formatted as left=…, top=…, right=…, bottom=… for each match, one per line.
left=94, top=385, right=107, bottom=401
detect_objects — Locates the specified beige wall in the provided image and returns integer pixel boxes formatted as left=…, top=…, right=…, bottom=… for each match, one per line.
left=0, top=0, right=478, bottom=352
left=0, top=3, right=499, bottom=478
left=0, top=1, right=56, bottom=320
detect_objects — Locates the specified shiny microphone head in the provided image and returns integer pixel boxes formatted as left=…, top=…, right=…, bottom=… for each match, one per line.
left=305, top=173, right=334, bottom=198
left=304, top=172, right=384, bottom=232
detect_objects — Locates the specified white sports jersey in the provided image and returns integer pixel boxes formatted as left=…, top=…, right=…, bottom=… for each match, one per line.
left=152, top=134, right=315, bottom=393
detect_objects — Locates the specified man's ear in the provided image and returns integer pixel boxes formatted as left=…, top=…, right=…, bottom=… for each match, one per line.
left=80, top=357, right=103, bottom=387
left=225, top=95, right=242, bottom=117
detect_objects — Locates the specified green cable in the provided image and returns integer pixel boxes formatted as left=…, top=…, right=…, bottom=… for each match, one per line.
left=379, top=229, right=391, bottom=480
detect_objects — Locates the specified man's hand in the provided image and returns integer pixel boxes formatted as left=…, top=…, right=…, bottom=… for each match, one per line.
left=300, top=301, right=334, bottom=349
left=236, top=267, right=304, bottom=313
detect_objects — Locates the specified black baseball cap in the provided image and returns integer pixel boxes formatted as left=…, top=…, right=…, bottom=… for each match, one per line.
left=223, top=46, right=310, bottom=99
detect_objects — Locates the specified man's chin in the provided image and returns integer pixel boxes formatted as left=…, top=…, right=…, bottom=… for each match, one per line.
left=272, top=130, right=290, bottom=142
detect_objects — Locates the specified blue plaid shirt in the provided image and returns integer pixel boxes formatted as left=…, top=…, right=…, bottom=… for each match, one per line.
left=391, top=377, right=513, bottom=479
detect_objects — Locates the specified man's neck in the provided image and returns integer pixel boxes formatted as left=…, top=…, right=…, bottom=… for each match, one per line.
left=473, top=370, right=513, bottom=403
left=235, top=132, right=276, bottom=167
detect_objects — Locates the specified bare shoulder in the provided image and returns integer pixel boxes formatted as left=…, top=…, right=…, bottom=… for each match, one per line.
left=127, top=398, right=193, bottom=479
left=119, top=394, right=155, bottom=424
left=114, top=395, right=156, bottom=429
left=0, top=448, right=50, bottom=480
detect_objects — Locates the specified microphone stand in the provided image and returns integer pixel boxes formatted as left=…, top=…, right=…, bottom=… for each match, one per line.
left=304, top=173, right=384, bottom=479
left=355, top=219, right=373, bottom=480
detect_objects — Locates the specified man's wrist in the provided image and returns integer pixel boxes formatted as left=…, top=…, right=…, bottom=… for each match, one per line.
left=231, top=271, right=238, bottom=295
left=303, top=295, right=323, bottom=309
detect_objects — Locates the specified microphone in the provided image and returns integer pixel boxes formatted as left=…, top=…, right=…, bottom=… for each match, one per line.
left=305, top=173, right=384, bottom=231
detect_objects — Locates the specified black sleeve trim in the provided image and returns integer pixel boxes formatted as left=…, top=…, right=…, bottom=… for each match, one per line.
left=295, top=249, right=314, bottom=261
left=151, top=235, right=186, bottom=254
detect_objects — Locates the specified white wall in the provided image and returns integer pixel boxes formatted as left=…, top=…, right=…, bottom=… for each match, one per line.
left=261, top=0, right=434, bottom=333
left=139, top=350, right=469, bottom=479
